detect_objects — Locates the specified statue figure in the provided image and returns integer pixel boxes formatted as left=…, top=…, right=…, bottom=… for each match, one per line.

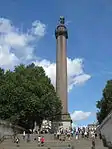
left=59, top=16, right=65, bottom=24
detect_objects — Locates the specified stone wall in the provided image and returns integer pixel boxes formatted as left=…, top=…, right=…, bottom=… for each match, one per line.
left=0, top=120, right=13, bottom=138
left=0, top=120, right=24, bottom=139
left=99, top=111, right=112, bottom=148
left=0, top=125, right=13, bottom=138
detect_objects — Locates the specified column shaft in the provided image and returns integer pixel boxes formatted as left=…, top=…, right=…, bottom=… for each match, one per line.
left=56, top=35, right=68, bottom=114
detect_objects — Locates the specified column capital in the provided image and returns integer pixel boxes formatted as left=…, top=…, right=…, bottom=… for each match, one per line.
left=55, top=24, right=68, bottom=39
left=55, top=17, right=68, bottom=39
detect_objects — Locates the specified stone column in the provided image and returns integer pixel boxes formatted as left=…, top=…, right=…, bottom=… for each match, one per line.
left=55, top=16, right=72, bottom=130
left=55, top=16, right=68, bottom=115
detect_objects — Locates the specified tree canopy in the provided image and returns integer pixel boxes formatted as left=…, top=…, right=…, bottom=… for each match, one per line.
left=96, top=80, right=112, bottom=124
left=0, top=64, right=62, bottom=129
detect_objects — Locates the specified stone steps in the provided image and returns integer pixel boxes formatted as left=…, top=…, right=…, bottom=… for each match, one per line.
left=1, top=137, right=107, bottom=149
left=18, top=134, right=55, bottom=141
left=2, top=142, right=71, bottom=147
left=1, top=139, right=72, bottom=149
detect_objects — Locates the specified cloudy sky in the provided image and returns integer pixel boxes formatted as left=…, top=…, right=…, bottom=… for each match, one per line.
left=0, top=0, right=112, bottom=125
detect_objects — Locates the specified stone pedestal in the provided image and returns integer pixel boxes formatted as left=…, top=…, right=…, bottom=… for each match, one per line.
left=60, top=113, right=72, bottom=130
left=51, top=113, right=72, bottom=133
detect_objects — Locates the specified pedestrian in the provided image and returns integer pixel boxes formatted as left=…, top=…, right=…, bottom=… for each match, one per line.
left=27, top=133, right=30, bottom=142
left=15, top=137, right=20, bottom=147
left=99, top=133, right=102, bottom=139
left=23, top=131, right=26, bottom=140
left=84, top=131, right=87, bottom=138
left=82, top=131, right=84, bottom=138
left=40, top=136, right=45, bottom=146
left=91, top=138, right=95, bottom=149
left=37, top=135, right=41, bottom=146
left=75, top=131, right=79, bottom=140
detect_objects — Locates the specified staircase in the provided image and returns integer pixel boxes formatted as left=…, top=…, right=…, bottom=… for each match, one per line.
left=1, top=139, right=71, bottom=149
left=0, top=134, right=107, bottom=149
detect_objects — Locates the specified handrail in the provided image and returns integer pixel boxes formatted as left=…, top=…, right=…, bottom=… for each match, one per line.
left=0, top=135, right=13, bottom=144
left=0, top=136, right=5, bottom=143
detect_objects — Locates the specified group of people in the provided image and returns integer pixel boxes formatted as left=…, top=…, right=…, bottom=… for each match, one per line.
left=73, top=127, right=98, bottom=140
left=13, top=126, right=98, bottom=147
left=13, top=131, right=45, bottom=146
left=54, top=126, right=98, bottom=141
left=23, top=131, right=45, bottom=146
left=37, top=135, right=45, bottom=146
left=55, top=127, right=73, bottom=141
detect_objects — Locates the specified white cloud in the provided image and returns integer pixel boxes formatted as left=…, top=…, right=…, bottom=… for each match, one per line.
left=71, top=111, right=91, bottom=121
left=34, top=58, right=91, bottom=91
left=31, top=20, right=46, bottom=37
left=0, top=17, right=91, bottom=91
left=0, top=17, right=46, bottom=69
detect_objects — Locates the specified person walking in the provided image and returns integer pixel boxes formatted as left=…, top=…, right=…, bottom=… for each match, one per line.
left=23, top=131, right=26, bottom=140
left=37, top=135, right=41, bottom=146
left=40, top=136, right=45, bottom=146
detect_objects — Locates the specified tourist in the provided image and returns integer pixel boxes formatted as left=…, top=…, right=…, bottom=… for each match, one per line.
left=54, top=132, right=56, bottom=139
left=37, top=135, right=41, bottom=146
left=91, top=131, right=95, bottom=139
left=78, top=127, right=81, bottom=134
left=81, top=131, right=84, bottom=138
left=13, top=132, right=16, bottom=143
left=56, top=131, right=60, bottom=140
left=23, top=131, right=26, bottom=140
left=95, top=132, right=97, bottom=138
left=99, top=132, right=102, bottom=139
left=67, top=130, right=71, bottom=140
left=71, top=130, right=74, bottom=138
left=75, top=131, right=79, bottom=140
left=84, top=131, right=87, bottom=138
left=40, top=136, right=45, bottom=146
left=65, top=128, right=68, bottom=135
left=87, top=131, right=89, bottom=138
left=27, top=133, right=30, bottom=142
left=15, top=137, right=20, bottom=146
left=91, top=138, right=95, bottom=149
left=60, top=127, right=64, bottom=134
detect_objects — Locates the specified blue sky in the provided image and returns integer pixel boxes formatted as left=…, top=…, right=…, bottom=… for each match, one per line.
left=0, top=0, right=112, bottom=125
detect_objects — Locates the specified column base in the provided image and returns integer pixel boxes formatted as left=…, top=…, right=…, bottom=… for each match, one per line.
left=61, top=113, right=72, bottom=121
left=60, top=113, right=72, bottom=130
left=51, top=113, right=72, bottom=133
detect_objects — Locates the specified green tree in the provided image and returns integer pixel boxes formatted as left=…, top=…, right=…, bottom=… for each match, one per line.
left=96, top=80, right=112, bottom=124
left=0, top=63, right=62, bottom=129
